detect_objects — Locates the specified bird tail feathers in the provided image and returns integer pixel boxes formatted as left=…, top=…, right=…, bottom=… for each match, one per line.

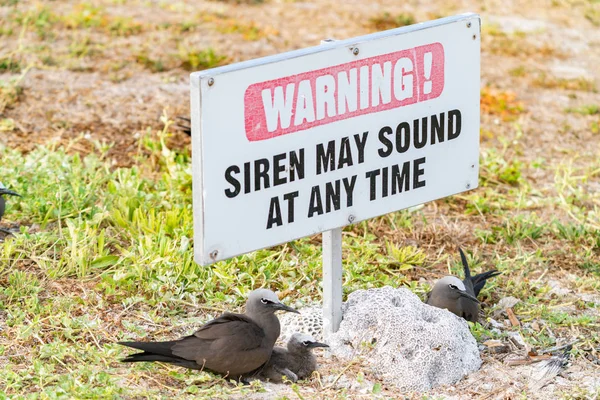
left=121, top=352, right=201, bottom=370
left=472, top=270, right=502, bottom=297
left=118, top=340, right=180, bottom=357
left=458, top=247, right=471, bottom=279
left=118, top=340, right=202, bottom=370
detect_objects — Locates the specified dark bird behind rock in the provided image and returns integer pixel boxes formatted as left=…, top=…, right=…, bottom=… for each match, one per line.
left=118, top=289, right=299, bottom=380
left=426, top=247, right=501, bottom=323
left=254, top=333, right=329, bottom=383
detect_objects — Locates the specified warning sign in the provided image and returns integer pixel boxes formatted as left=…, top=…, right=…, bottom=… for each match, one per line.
left=244, top=42, right=445, bottom=141
left=190, top=14, right=481, bottom=265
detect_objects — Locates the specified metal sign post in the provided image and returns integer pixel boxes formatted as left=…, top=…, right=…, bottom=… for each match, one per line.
left=322, top=227, right=343, bottom=336
left=319, top=38, right=343, bottom=337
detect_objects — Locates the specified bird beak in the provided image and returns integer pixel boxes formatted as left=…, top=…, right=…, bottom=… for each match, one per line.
left=308, top=341, right=329, bottom=348
left=0, top=189, right=20, bottom=197
left=458, top=289, right=480, bottom=304
left=273, top=302, right=300, bottom=314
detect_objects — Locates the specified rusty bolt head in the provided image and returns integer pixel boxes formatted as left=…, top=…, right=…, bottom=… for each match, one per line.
left=352, top=47, right=359, bottom=56
left=467, top=22, right=472, bottom=28
left=208, top=78, right=215, bottom=86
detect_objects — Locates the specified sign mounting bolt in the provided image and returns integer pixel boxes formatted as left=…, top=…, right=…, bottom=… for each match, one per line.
left=210, top=250, right=218, bottom=259
left=208, top=78, right=215, bottom=86
left=352, top=47, right=359, bottom=56
left=466, top=22, right=472, bottom=28
left=466, top=183, right=471, bottom=189
left=348, top=215, right=355, bottom=223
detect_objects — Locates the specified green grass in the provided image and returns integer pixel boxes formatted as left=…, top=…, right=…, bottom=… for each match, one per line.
left=476, top=214, right=546, bottom=245
left=134, top=49, right=166, bottom=73
left=481, top=23, right=563, bottom=59
left=480, top=147, right=524, bottom=187
left=565, top=104, right=600, bottom=115
left=176, top=45, right=228, bottom=71
left=0, top=1, right=241, bottom=80
left=0, top=115, right=439, bottom=397
left=60, top=3, right=144, bottom=36
left=532, top=72, right=597, bottom=92
left=11, top=5, right=56, bottom=40
left=1, top=113, right=597, bottom=397
left=0, top=71, right=26, bottom=113
left=585, top=5, right=600, bottom=25
left=0, top=56, right=22, bottom=72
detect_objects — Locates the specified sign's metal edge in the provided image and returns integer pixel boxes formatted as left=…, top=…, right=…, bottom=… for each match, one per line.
left=190, top=13, right=480, bottom=80
left=190, top=74, right=207, bottom=265
left=206, top=183, right=480, bottom=264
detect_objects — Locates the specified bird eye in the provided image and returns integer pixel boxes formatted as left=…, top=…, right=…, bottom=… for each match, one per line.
left=448, top=284, right=458, bottom=290
left=260, top=298, right=268, bottom=304
left=302, top=341, right=310, bottom=346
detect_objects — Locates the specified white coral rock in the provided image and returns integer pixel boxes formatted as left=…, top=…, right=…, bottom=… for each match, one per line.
left=328, top=286, right=481, bottom=391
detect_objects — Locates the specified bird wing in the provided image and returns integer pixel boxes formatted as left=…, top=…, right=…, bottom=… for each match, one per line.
left=458, top=247, right=476, bottom=296
left=170, top=312, right=270, bottom=375
left=471, top=270, right=502, bottom=297
left=191, top=312, right=265, bottom=347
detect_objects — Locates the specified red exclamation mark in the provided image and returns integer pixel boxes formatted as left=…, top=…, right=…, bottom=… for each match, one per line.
left=423, top=52, right=433, bottom=95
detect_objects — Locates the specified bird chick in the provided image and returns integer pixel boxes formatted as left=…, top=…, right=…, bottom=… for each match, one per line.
left=118, top=289, right=299, bottom=381
left=257, top=333, right=329, bottom=383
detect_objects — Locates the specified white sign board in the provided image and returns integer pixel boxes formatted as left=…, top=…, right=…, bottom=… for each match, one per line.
left=191, top=13, right=481, bottom=265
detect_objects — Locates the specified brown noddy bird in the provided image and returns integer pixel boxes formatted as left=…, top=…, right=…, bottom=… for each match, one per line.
left=0, top=187, right=21, bottom=235
left=426, top=247, right=501, bottom=323
left=254, top=333, right=329, bottom=383
left=118, top=289, right=299, bottom=380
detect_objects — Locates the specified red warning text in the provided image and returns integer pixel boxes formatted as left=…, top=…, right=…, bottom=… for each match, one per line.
left=244, top=42, right=445, bottom=142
